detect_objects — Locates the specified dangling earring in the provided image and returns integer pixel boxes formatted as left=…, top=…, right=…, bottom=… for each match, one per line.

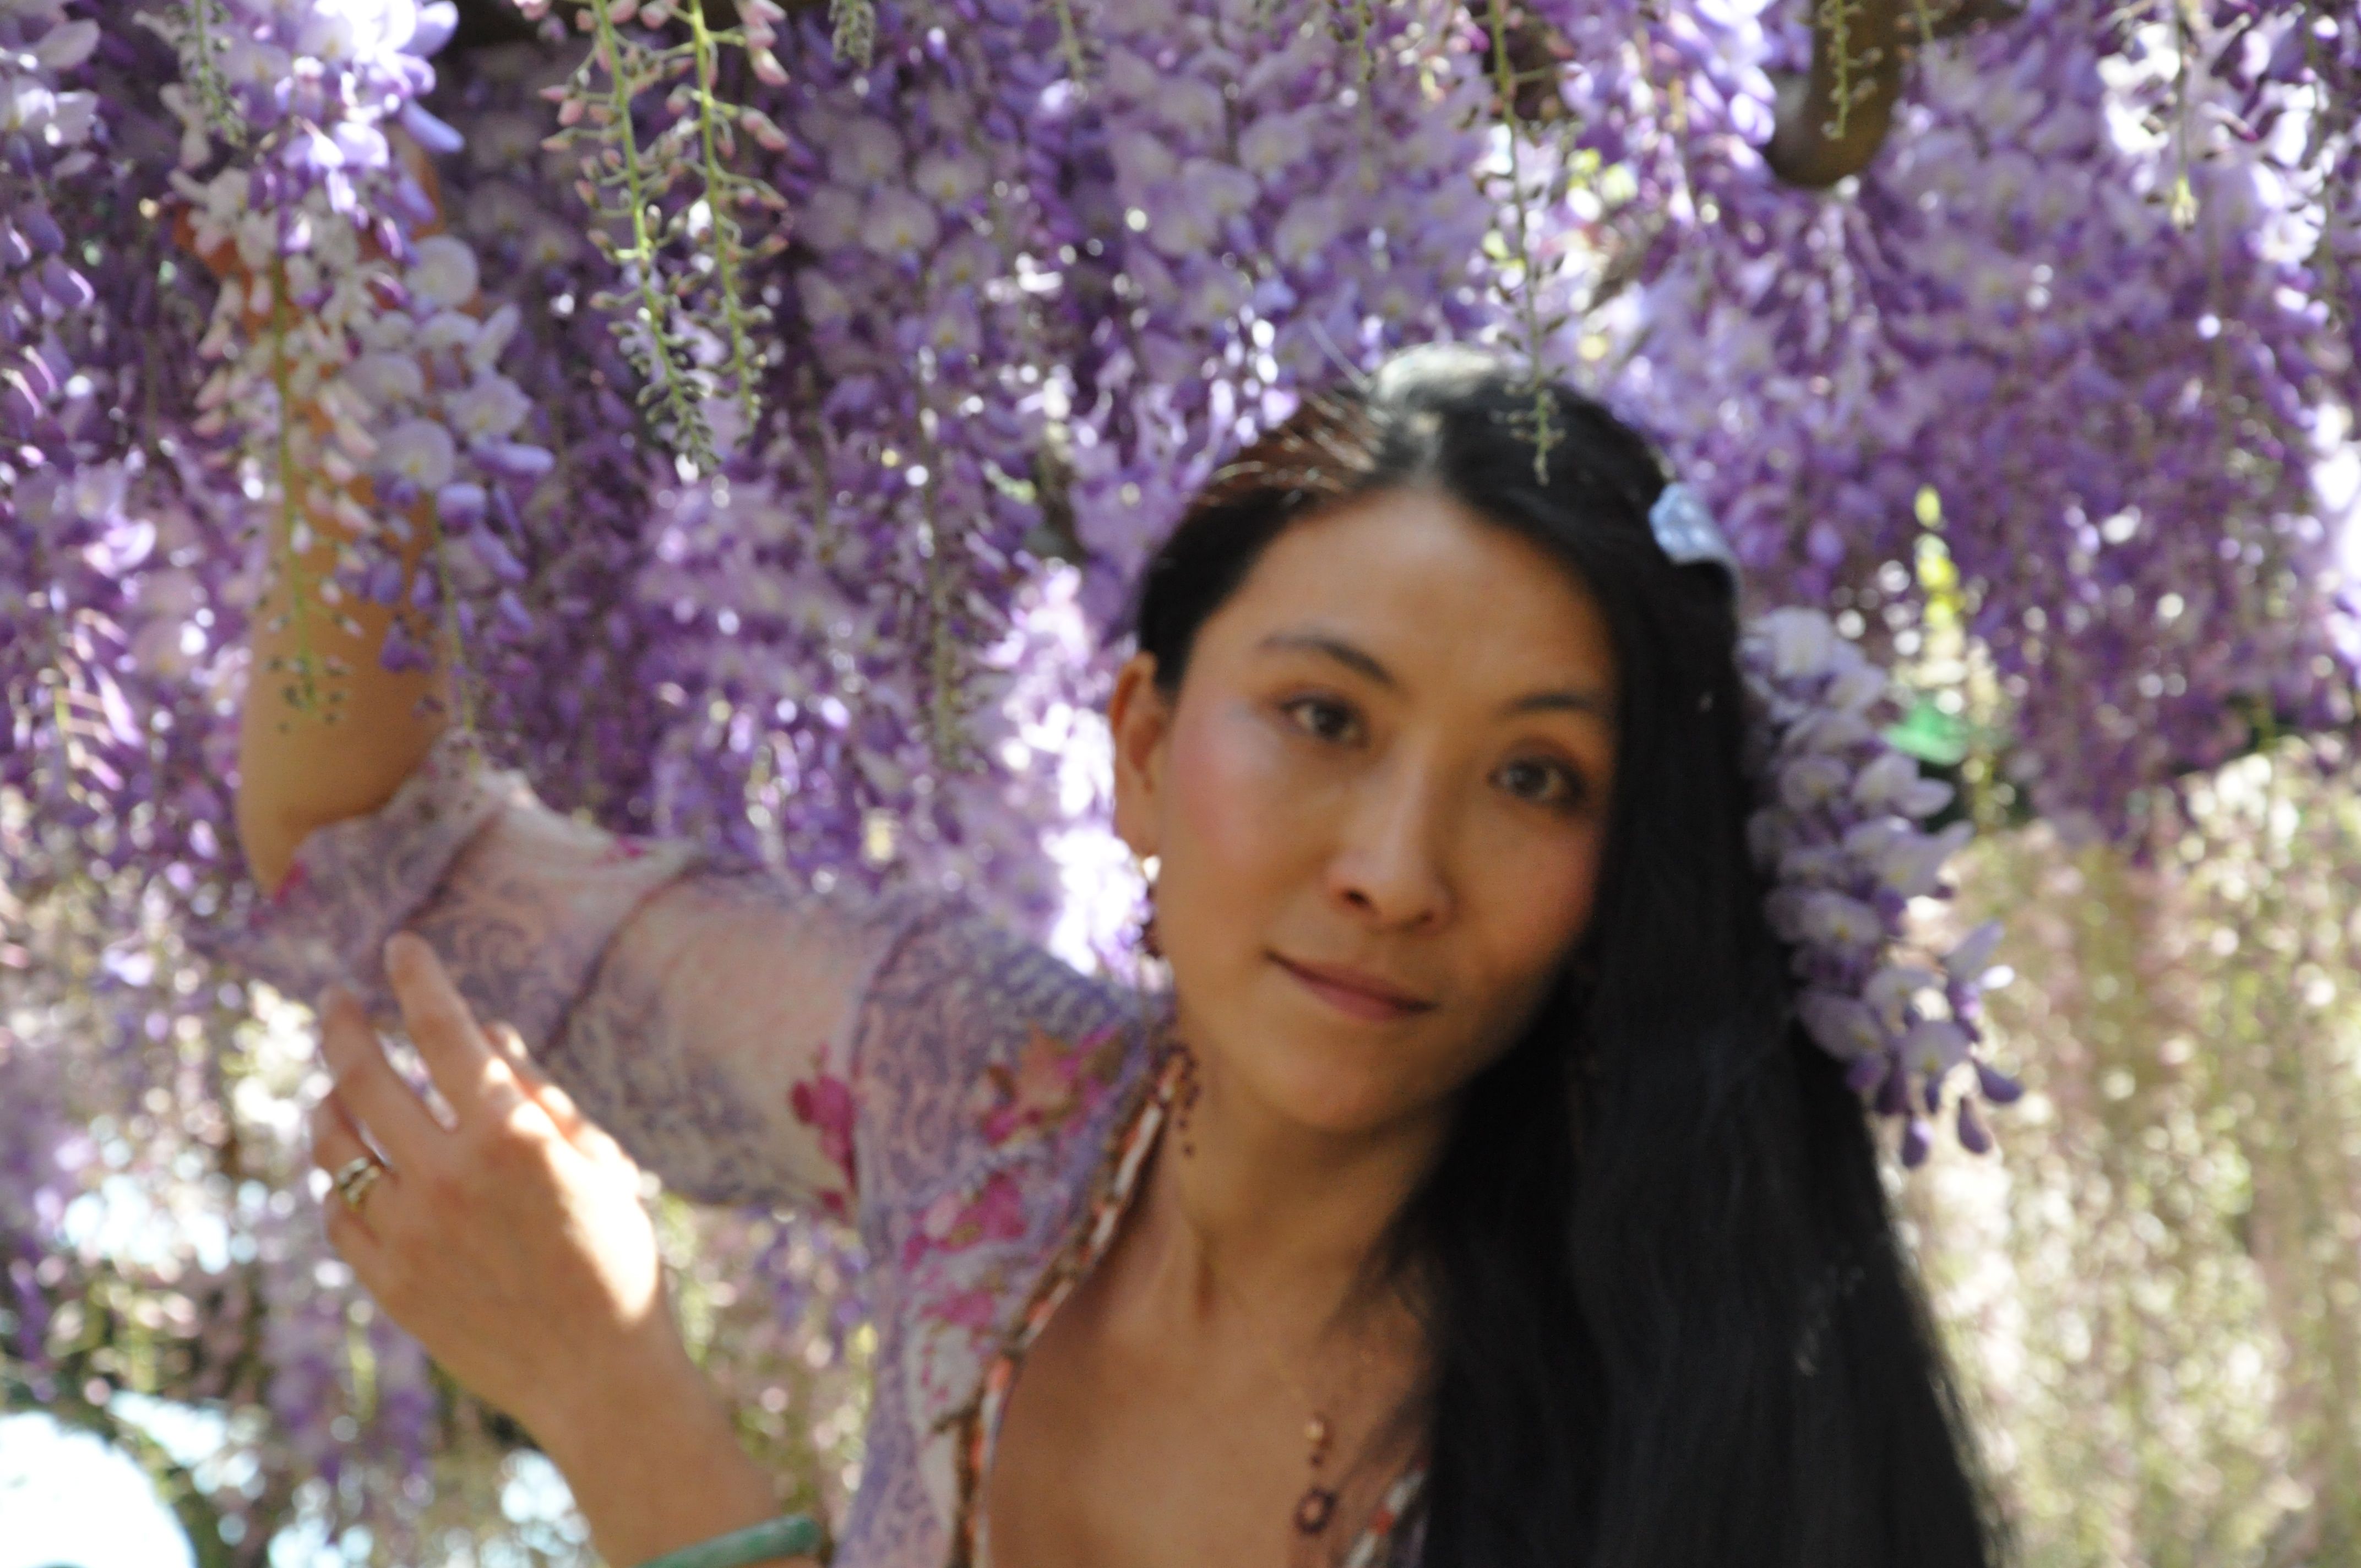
left=1128, top=853, right=1180, bottom=1092
left=1172, top=1039, right=1201, bottom=1159
left=1138, top=890, right=1162, bottom=961
left=1131, top=851, right=1162, bottom=961
left=1133, top=853, right=1194, bottom=1156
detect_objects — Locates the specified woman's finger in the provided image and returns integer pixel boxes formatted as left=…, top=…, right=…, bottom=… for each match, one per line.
left=384, top=932, right=531, bottom=1131
left=306, top=1094, right=394, bottom=1248
left=485, top=1020, right=570, bottom=1125
left=485, top=1021, right=629, bottom=1166
left=306, top=1089, right=380, bottom=1174
left=317, top=986, right=444, bottom=1164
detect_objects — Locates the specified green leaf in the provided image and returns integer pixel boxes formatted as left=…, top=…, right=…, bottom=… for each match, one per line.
left=1886, top=695, right=1968, bottom=767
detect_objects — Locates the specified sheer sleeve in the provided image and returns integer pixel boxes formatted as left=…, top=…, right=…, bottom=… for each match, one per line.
left=236, top=730, right=933, bottom=1215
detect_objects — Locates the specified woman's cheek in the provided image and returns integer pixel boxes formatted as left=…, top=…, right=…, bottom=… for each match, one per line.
left=1168, top=698, right=1308, bottom=874
left=1480, top=819, right=1605, bottom=991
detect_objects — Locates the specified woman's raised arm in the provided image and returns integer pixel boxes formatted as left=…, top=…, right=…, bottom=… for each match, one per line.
left=238, top=706, right=939, bottom=1221
left=236, top=476, right=448, bottom=896
left=205, top=137, right=922, bottom=1217
left=206, top=139, right=454, bottom=896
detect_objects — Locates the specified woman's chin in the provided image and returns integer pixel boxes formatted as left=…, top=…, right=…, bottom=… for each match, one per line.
left=1236, top=1043, right=1442, bottom=1141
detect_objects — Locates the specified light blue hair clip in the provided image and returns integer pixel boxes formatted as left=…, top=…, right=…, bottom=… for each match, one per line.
left=1649, top=481, right=1742, bottom=589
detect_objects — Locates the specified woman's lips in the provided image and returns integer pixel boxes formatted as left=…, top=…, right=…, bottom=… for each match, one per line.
left=1274, top=955, right=1436, bottom=1023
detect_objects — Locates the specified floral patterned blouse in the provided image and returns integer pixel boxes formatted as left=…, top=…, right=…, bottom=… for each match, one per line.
left=240, top=734, right=1427, bottom=1567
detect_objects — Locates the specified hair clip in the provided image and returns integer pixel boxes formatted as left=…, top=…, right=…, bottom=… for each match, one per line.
left=1649, top=482, right=1742, bottom=590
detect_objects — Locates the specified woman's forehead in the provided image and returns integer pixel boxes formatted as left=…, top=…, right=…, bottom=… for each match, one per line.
left=1202, top=487, right=1616, bottom=696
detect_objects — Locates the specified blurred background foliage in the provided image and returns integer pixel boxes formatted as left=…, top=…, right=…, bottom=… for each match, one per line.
left=1912, top=736, right=2361, bottom=1567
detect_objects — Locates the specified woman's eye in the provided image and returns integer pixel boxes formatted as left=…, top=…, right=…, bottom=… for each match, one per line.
left=1282, top=696, right=1361, bottom=744
left=1498, top=757, right=1584, bottom=808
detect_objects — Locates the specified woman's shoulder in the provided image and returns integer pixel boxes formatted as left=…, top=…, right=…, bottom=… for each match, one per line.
left=835, top=892, right=1165, bottom=1222
left=846, top=910, right=1168, bottom=1460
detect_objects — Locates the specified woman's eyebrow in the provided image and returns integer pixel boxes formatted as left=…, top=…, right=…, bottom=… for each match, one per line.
left=1253, top=630, right=1613, bottom=719
left=1257, top=630, right=1396, bottom=686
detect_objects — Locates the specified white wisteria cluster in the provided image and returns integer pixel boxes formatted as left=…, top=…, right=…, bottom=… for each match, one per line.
left=160, top=1, right=547, bottom=704
left=1742, top=606, right=2021, bottom=1165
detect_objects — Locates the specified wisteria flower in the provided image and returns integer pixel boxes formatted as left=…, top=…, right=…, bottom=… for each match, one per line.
left=828, top=118, right=903, bottom=188
left=349, top=350, right=426, bottom=406
left=377, top=417, right=457, bottom=491
left=861, top=188, right=940, bottom=255
left=407, top=233, right=480, bottom=308
left=447, top=375, right=531, bottom=443
left=1742, top=605, right=2018, bottom=1165
left=912, top=148, right=986, bottom=207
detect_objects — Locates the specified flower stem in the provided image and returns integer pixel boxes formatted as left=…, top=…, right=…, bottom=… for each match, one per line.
left=687, top=1, right=763, bottom=439
left=585, top=0, right=715, bottom=467
left=266, top=254, right=325, bottom=725
left=1483, top=0, right=1558, bottom=481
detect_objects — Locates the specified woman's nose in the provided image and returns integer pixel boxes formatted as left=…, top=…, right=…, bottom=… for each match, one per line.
left=1326, top=760, right=1453, bottom=930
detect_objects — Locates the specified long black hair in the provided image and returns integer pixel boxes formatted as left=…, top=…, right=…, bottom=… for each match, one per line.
left=1122, top=349, right=2000, bottom=1568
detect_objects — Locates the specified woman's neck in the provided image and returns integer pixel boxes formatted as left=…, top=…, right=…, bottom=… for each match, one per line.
left=1139, top=1039, right=1450, bottom=1340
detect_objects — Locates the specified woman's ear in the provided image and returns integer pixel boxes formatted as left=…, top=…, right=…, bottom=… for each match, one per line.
left=1106, top=651, right=1170, bottom=861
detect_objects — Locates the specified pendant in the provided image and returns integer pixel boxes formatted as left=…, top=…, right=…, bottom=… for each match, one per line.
left=1293, top=1485, right=1339, bottom=1536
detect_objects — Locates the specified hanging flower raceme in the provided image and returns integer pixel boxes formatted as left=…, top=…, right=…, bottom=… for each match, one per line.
left=1741, top=605, right=2020, bottom=1165
left=1, top=0, right=112, bottom=815
left=1633, top=471, right=2018, bottom=1167
left=154, top=0, right=547, bottom=713
left=2197, top=1, right=2361, bottom=413
left=1056, top=0, right=1497, bottom=624
left=610, top=0, right=1080, bottom=928
left=527, top=0, right=792, bottom=469
left=1524, top=0, right=2360, bottom=840
left=388, top=36, right=681, bottom=830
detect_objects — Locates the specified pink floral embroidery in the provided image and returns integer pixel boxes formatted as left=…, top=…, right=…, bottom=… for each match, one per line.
left=903, top=1170, right=1027, bottom=1270
left=597, top=835, right=650, bottom=864
left=972, top=1023, right=1126, bottom=1147
left=933, top=1286, right=1000, bottom=1333
left=788, top=1071, right=858, bottom=1207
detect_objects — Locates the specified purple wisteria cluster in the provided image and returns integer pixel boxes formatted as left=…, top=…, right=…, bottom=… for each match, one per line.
left=1056, top=0, right=1498, bottom=622
left=2201, top=1, right=2361, bottom=566
left=1543, top=0, right=2360, bottom=838
left=1, top=5, right=274, bottom=1473
left=388, top=36, right=673, bottom=830
left=1742, top=606, right=2020, bottom=1164
left=2, top=0, right=110, bottom=818
left=409, top=7, right=1090, bottom=928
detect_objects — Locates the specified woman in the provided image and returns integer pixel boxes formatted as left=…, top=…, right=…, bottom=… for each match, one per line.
left=243, top=348, right=2000, bottom=1568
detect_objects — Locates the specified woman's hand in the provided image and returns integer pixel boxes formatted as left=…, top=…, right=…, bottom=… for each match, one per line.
left=306, top=932, right=676, bottom=1434
left=307, top=934, right=804, bottom=1564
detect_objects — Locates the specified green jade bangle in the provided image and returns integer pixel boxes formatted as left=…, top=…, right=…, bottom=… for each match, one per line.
left=628, top=1513, right=823, bottom=1568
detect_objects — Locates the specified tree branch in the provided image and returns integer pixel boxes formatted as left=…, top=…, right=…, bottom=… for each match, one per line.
left=1765, top=0, right=2023, bottom=188
left=1765, top=0, right=1906, bottom=188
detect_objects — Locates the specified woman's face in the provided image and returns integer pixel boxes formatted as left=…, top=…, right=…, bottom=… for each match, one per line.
left=1109, top=484, right=1620, bottom=1139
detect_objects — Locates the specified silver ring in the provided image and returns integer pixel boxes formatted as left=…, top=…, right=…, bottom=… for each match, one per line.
left=333, top=1155, right=386, bottom=1212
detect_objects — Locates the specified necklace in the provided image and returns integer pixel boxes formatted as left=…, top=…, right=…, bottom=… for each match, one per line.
left=1163, top=1043, right=1363, bottom=1540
